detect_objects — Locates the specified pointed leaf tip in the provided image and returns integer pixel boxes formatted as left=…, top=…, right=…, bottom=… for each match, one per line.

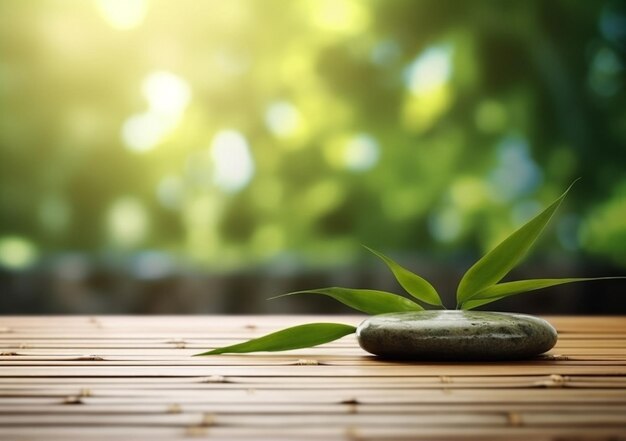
left=456, top=182, right=577, bottom=305
left=194, top=323, right=356, bottom=355
left=270, top=286, right=423, bottom=315
left=460, top=276, right=626, bottom=310
left=363, top=245, right=442, bottom=306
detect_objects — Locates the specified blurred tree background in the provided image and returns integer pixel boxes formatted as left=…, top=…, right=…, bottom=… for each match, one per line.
left=0, top=0, right=625, bottom=314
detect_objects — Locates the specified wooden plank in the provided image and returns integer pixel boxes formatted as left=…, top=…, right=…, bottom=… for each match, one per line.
left=2, top=426, right=626, bottom=440
left=2, top=411, right=626, bottom=428
left=3, top=364, right=626, bottom=377
left=3, top=358, right=626, bottom=367
left=1, top=315, right=625, bottom=440
left=2, top=377, right=624, bottom=390
left=2, top=403, right=626, bottom=415
left=2, top=389, right=626, bottom=405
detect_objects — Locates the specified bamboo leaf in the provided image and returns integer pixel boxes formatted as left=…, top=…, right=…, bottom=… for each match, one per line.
left=456, top=181, right=577, bottom=306
left=460, top=277, right=626, bottom=310
left=270, top=287, right=424, bottom=315
left=194, top=323, right=356, bottom=355
left=363, top=245, right=442, bottom=306
left=461, top=296, right=506, bottom=311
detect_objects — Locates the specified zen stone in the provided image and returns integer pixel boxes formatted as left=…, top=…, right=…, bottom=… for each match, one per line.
left=357, top=310, right=557, bottom=360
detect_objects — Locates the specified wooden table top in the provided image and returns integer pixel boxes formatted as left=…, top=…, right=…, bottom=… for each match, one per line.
left=1, top=315, right=625, bottom=440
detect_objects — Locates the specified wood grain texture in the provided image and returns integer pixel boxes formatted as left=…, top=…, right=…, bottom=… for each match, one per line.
left=1, top=315, right=625, bottom=440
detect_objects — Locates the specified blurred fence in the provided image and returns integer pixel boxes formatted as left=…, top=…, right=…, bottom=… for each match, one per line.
left=2, top=254, right=624, bottom=314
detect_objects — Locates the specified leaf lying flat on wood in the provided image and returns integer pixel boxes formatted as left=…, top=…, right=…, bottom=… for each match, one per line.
left=194, top=323, right=357, bottom=356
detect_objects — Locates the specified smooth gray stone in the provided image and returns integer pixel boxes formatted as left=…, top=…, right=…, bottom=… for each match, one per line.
left=356, top=310, right=557, bottom=360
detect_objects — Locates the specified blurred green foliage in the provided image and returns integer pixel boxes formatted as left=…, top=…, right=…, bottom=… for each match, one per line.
left=0, top=0, right=625, bottom=272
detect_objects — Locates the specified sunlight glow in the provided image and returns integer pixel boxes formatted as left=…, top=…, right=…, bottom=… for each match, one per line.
left=108, top=197, right=149, bottom=247
left=0, top=236, right=38, bottom=270
left=343, top=134, right=380, bottom=172
left=95, top=0, right=147, bottom=30
left=122, top=112, right=168, bottom=153
left=309, top=0, right=369, bottom=34
left=210, top=130, right=255, bottom=193
left=323, top=133, right=379, bottom=172
left=265, top=101, right=302, bottom=138
left=401, top=45, right=454, bottom=132
left=143, top=71, right=191, bottom=117
left=402, top=86, right=452, bottom=132
left=405, top=46, right=453, bottom=96
left=122, top=71, right=191, bottom=153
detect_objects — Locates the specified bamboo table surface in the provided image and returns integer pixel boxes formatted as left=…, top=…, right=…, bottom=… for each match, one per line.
left=1, top=315, right=626, bottom=440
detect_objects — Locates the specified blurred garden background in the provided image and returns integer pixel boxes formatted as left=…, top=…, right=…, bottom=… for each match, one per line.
left=1, top=0, right=625, bottom=314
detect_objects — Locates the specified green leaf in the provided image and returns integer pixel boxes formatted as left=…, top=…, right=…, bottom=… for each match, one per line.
left=363, top=245, right=442, bottom=306
left=194, top=323, right=356, bottom=355
left=270, top=287, right=424, bottom=315
left=456, top=181, right=577, bottom=306
left=461, top=296, right=507, bottom=311
left=460, top=277, right=626, bottom=310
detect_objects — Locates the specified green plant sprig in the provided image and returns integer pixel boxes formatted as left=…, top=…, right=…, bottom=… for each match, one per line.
left=195, top=183, right=624, bottom=356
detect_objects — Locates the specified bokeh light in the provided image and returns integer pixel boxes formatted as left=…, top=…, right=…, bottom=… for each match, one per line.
left=210, top=130, right=255, bottom=193
left=0, top=0, right=625, bottom=314
left=96, top=0, right=147, bottom=30
left=0, top=237, right=38, bottom=270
